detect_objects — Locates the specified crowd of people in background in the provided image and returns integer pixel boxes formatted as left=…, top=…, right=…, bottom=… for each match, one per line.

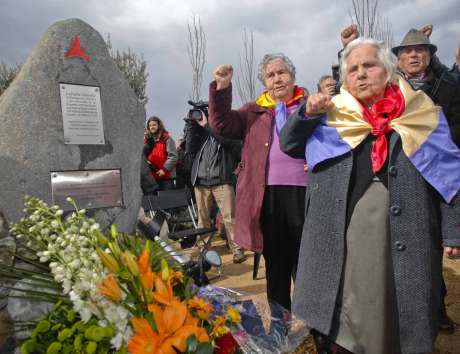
left=140, top=23, right=460, bottom=354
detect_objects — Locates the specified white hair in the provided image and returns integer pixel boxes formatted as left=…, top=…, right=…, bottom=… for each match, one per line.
left=340, top=38, right=397, bottom=85
left=258, top=53, right=296, bottom=85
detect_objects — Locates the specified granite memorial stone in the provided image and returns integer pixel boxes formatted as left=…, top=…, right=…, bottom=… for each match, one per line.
left=0, top=18, right=145, bottom=232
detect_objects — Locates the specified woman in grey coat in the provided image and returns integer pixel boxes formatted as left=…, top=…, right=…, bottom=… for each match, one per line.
left=279, top=38, right=460, bottom=354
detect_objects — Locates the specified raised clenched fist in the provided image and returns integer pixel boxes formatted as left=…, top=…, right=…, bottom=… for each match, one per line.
left=419, top=24, right=433, bottom=37
left=305, top=93, right=334, bottom=116
left=213, top=64, right=233, bottom=90
left=341, top=24, right=359, bottom=48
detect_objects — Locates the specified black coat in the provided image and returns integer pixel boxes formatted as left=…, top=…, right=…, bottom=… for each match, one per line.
left=279, top=105, right=460, bottom=354
left=184, top=121, right=241, bottom=186
left=416, top=69, right=460, bottom=147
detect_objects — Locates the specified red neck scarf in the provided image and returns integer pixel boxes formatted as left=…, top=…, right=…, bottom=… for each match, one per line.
left=361, top=84, right=405, bottom=172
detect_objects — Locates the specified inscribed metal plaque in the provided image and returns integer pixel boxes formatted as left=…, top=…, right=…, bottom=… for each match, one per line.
left=51, top=170, right=123, bottom=211
left=59, top=83, right=105, bottom=145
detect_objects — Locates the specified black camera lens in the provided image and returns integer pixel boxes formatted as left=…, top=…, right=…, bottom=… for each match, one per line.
left=192, top=110, right=201, bottom=119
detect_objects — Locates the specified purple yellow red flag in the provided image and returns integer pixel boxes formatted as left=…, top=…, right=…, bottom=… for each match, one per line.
left=305, top=76, right=460, bottom=202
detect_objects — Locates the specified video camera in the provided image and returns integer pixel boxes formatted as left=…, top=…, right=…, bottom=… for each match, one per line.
left=186, top=100, right=208, bottom=121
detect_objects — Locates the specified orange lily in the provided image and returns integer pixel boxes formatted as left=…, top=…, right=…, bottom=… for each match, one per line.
left=128, top=317, right=161, bottom=354
left=97, top=274, right=121, bottom=302
left=121, top=251, right=140, bottom=276
left=148, top=300, right=186, bottom=336
left=146, top=300, right=210, bottom=352
left=137, top=247, right=150, bottom=274
left=169, top=271, right=184, bottom=285
left=152, top=277, right=176, bottom=305
left=140, top=268, right=156, bottom=291
left=188, top=297, right=213, bottom=320
left=165, top=325, right=209, bottom=352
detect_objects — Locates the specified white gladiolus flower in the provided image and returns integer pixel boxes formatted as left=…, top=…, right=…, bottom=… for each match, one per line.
left=62, top=280, right=72, bottom=294
left=80, top=306, right=92, bottom=322
left=111, top=333, right=124, bottom=350
left=69, top=259, right=81, bottom=269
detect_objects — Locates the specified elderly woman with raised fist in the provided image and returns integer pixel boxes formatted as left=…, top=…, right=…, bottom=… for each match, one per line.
left=280, top=38, right=460, bottom=354
left=208, top=54, right=310, bottom=316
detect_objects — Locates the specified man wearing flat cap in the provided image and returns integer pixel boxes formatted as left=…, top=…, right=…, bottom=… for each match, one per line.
left=393, top=28, right=460, bottom=148
left=393, top=28, right=460, bottom=334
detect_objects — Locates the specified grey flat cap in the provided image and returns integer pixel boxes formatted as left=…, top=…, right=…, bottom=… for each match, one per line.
left=392, top=29, right=437, bottom=55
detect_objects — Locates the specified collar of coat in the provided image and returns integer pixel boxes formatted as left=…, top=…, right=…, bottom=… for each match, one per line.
left=306, top=75, right=460, bottom=202
left=255, top=86, right=307, bottom=109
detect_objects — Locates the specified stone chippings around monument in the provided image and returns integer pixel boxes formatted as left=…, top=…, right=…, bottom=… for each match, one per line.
left=0, top=18, right=145, bottom=233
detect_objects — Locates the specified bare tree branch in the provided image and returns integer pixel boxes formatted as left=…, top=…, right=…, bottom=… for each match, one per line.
left=349, top=0, right=394, bottom=47
left=235, top=28, right=257, bottom=104
left=187, top=16, right=206, bottom=102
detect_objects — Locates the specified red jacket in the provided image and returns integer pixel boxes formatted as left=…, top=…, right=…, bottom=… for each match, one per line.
left=145, top=131, right=176, bottom=180
left=209, top=82, right=273, bottom=253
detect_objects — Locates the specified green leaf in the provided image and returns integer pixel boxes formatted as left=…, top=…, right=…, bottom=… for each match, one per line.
left=20, top=339, right=37, bottom=354
left=85, top=341, right=98, bottom=354
left=46, top=342, right=63, bottom=354
left=111, top=224, right=118, bottom=239
left=36, top=320, right=51, bottom=333
left=185, top=334, right=198, bottom=353
left=195, top=342, right=214, bottom=354
left=74, top=333, right=83, bottom=350
left=51, top=323, right=62, bottom=331
left=58, top=328, right=73, bottom=342
left=62, top=343, right=74, bottom=354
left=66, top=309, right=77, bottom=322
left=91, top=327, right=106, bottom=342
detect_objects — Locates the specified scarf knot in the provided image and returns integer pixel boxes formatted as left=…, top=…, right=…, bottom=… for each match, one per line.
left=362, top=85, right=405, bottom=172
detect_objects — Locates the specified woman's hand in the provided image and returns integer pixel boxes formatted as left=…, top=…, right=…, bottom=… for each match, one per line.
left=305, top=93, right=334, bottom=116
left=156, top=169, right=166, bottom=177
left=341, top=24, right=359, bottom=48
left=213, top=64, right=233, bottom=90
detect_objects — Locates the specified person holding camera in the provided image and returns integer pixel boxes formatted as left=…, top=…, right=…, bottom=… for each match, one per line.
left=317, top=75, right=337, bottom=96
left=143, top=116, right=177, bottom=191
left=185, top=104, right=246, bottom=264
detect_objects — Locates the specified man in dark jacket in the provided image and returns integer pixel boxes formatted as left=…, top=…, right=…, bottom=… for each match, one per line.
left=185, top=112, right=246, bottom=263
left=393, top=28, right=460, bottom=148
left=392, top=28, right=460, bottom=333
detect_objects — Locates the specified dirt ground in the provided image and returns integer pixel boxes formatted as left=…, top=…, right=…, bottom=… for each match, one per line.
left=211, top=240, right=460, bottom=354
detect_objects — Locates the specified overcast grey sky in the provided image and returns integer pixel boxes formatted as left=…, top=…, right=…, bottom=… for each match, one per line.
left=1, top=0, right=459, bottom=138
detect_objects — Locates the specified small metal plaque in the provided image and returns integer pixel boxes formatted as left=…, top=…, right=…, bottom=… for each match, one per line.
left=59, top=83, right=105, bottom=145
left=51, top=170, right=123, bottom=211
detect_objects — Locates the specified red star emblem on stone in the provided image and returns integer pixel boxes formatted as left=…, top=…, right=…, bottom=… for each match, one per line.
left=65, top=34, right=90, bottom=62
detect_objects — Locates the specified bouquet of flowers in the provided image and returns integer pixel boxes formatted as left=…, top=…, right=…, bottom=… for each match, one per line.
left=3, top=196, right=243, bottom=354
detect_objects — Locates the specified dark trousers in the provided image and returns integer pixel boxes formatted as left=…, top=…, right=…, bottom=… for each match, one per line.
left=260, top=185, right=305, bottom=311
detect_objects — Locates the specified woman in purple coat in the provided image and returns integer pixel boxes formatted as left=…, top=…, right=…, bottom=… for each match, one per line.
left=208, top=54, right=308, bottom=313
